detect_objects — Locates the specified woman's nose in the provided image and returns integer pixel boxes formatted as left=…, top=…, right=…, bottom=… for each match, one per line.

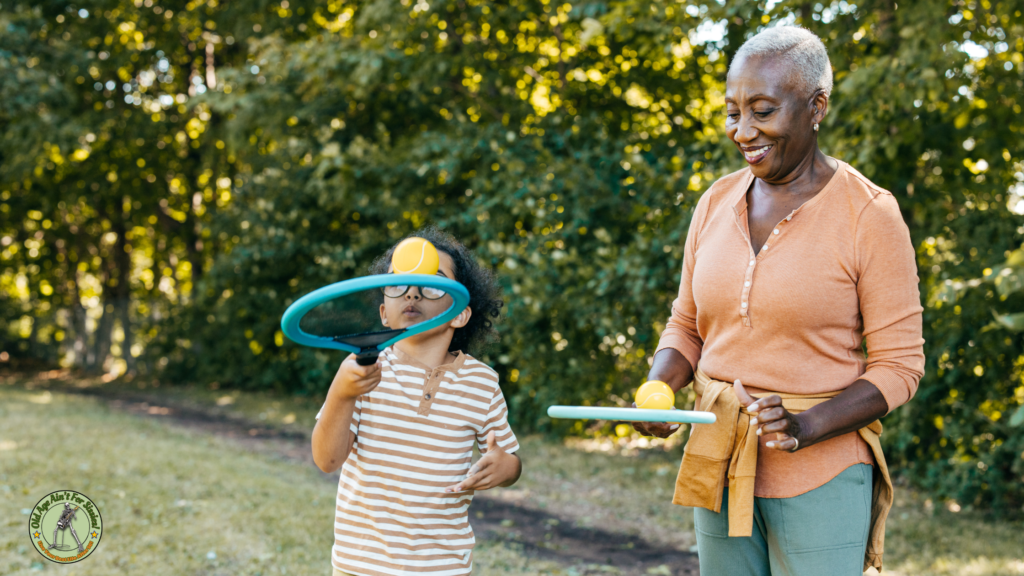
left=734, top=118, right=760, bottom=143
left=405, top=289, right=421, bottom=300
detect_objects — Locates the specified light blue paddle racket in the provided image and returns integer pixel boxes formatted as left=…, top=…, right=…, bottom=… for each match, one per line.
left=547, top=406, right=717, bottom=424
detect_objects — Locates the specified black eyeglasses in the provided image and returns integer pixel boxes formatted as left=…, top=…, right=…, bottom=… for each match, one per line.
left=381, top=284, right=447, bottom=300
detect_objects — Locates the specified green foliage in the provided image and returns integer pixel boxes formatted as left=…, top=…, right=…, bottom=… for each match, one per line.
left=980, top=247, right=1024, bottom=428
left=3, top=0, right=1024, bottom=510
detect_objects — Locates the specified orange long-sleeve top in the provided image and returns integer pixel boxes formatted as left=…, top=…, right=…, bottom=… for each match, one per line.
left=657, top=160, right=925, bottom=498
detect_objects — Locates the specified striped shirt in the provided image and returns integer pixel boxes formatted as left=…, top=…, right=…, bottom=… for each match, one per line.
left=315, top=346, right=520, bottom=576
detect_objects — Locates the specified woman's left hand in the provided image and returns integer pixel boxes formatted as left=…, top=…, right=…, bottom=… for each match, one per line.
left=734, top=379, right=810, bottom=452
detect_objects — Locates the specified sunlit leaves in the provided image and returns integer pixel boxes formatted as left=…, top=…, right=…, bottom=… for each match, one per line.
left=3, top=0, right=1024, bottom=509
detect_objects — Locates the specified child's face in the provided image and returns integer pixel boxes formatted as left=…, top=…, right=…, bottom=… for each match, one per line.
left=379, top=251, right=459, bottom=331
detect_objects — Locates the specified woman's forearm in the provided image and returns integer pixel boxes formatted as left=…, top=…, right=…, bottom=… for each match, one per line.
left=311, top=396, right=357, bottom=473
left=796, top=379, right=888, bottom=447
left=647, top=348, right=695, bottom=393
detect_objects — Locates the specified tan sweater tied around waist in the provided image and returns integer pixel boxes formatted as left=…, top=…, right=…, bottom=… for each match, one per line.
left=673, top=367, right=893, bottom=572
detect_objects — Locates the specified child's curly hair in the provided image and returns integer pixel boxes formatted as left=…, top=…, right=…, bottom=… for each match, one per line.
left=370, top=226, right=504, bottom=354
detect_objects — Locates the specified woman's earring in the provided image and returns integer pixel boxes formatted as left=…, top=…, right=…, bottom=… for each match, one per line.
left=813, top=123, right=819, bottom=132
left=382, top=318, right=389, bottom=326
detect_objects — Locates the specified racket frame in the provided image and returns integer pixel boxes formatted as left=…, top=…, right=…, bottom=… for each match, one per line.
left=280, top=274, right=470, bottom=363
left=546, top=405, right=717, bottom=424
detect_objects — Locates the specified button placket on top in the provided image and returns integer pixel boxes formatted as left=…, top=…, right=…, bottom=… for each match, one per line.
left=734, top=203, right=755, bottom=327
left=736, top=207, right=795, bottom=328
left=417, top=368, right=445, bottom=415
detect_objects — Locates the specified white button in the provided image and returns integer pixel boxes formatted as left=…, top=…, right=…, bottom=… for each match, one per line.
left=762, top=245, right=768, bottom=251
left=749, top=259, right=755, bottom=266
left=741, top=302, right=747, bottom=308
left=745, top=281, right=751, bottom=287
left=786, top=216, right=792, bottom=221
left=773, top=229, right=780, bottom=235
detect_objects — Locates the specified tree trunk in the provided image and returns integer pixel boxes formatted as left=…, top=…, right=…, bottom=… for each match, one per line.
left=26, top=310, right=39, bottom=360
left=116, top=296, right=135, bottom=374
left=69, top=269, right=89, bottom=369
left=57, top=237, right=89, bottom=370
left=185, top=221, right=204, bottom=286
left=799, top=3, right=812, bottom=25
left=724, top=14, right=747, bottom=67
left=111, top=216, right=135, bottom=373
left=876, top=0, right=898, bottom=50
left=87, top=296, right=114, bottom=374
left=87, top=214, right=132, bottom=375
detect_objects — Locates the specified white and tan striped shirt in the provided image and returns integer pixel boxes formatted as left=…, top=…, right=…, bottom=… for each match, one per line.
left=315, top=346, right=520, bottom=576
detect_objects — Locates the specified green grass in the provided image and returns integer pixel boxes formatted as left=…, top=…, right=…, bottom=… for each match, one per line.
left=23, top=369, right=326, bottom=435
left=1, top=386, right=332, bottom=575
left=1, top=375, right=1022, bottom=575
left=508, top=437, right=695, bottom=551
left=511, top=438, right=1024, bottom=576
left=880, top=491, right=1024, bottom=576
left=0, top=385, right=561, bottom=575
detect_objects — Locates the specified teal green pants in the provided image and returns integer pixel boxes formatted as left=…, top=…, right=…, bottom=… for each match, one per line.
left=694, top=463, right=872, bottom=576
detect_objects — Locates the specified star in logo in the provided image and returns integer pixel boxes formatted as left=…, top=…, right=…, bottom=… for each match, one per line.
left=33, top=531, right=41, bottom=539
left=91, top=531, right=99, bottom=539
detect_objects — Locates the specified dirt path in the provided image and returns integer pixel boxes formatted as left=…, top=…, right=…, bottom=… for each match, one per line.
left=77, top=386, right=699, bottom=575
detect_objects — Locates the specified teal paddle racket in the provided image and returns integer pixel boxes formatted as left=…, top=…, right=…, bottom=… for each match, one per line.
left=547, top=406, right=717, bottom=424
left=280, top=274, right=470, bottom=365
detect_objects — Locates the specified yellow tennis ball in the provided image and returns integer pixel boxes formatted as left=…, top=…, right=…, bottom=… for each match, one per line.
left=635, top=380, right=675, bottom=410
left=391, top=237, right=440, bottom=275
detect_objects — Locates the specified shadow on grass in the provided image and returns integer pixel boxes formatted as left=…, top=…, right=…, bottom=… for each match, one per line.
left=2, top=371, right=1022, bottom=576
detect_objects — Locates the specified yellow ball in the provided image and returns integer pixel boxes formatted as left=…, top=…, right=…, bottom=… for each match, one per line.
left=635, top=380, right=675, bottom=410
left=391, top=237, right=440, bottom=275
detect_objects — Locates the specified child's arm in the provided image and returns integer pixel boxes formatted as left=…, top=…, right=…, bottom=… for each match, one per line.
left=444, top=431, right=522, bottom=492
left=311, top=354, right=382, bottom=473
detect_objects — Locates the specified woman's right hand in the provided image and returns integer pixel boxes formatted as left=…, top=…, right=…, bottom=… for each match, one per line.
left=628, top=348, right=695, bottom=438
left=329, top=353, right=383, bottom=400
left=631, top=402, right=681, bottom=438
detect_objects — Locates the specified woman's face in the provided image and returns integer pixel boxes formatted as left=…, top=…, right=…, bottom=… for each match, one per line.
left=725, top=55, right=824, bottom=183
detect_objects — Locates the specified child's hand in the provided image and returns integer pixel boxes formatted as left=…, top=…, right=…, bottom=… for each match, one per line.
left=445, top=431, right=520, bottom=493
left=329, top=353, right=383, bottom=400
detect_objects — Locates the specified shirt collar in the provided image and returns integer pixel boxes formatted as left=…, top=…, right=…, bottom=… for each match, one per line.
left=731, top=168, right=755, bottom=216
left=730, top=159, right=847, bottom=217
left=389, top=345, right=467, bottom=372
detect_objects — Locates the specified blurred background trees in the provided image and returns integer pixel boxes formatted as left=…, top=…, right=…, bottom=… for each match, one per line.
left=3, top=0, right=1023, bottom=510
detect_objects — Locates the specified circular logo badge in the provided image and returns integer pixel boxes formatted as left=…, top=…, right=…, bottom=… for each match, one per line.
left=28, top=490, right=103, bottom=564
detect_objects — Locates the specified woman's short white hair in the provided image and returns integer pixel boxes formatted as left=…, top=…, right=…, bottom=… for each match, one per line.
left=730, top=26, right=833, bottom=98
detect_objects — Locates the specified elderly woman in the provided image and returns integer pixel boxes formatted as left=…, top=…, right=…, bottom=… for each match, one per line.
left=633, top=26, right=924, bottom=576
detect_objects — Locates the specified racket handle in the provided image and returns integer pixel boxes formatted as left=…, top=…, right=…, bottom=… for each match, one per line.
left=355, top=352, right=379, bottom=366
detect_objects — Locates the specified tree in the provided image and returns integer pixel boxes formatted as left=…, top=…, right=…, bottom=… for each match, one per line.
left=4, top=0, right=1023, bottom=509
left=1, top=0, right=263, bottom=372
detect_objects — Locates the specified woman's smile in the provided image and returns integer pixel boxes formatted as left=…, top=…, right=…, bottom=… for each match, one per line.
left=742, top=144, right=774, bottom=164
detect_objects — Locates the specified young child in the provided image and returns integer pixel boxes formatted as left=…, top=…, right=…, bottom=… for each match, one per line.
left=312, top=226, right=522, bottom=576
